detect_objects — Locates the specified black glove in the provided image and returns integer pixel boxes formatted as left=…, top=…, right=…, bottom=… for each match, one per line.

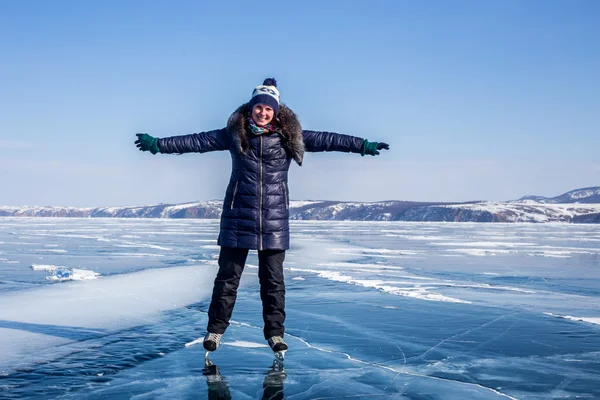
left=135, top=133, right=160, bottom=155
left=361, top=140, right=390, bottom=156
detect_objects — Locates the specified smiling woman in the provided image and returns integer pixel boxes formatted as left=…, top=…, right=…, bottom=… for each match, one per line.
left=251, top=104, right=274, bottom=127
left=134, top=77, right=390, bottom=357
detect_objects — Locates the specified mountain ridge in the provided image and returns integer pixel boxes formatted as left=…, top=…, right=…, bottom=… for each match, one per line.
left=517, top=186, right=600, bottom=204
left=1, top=187, right=599, bottom=223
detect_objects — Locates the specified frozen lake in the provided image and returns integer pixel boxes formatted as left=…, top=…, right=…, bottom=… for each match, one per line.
left=0, top=218, right=599, bottom=399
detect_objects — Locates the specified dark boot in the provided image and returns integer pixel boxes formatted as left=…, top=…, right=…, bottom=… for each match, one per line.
left=267, top=336, right=288, bottom=352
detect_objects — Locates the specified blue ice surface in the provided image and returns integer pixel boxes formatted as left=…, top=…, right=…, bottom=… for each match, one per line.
left=0, top=218, right=599, bottom=399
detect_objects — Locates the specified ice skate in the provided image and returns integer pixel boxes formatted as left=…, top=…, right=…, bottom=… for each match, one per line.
left=267, top=336, right=288, bottom=352
left=268, top=336, right=288, bottom=363
left=203, top=332, right=222, bottom=353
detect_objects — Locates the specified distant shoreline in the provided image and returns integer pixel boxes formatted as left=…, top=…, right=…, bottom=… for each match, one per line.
left=2, top=198, right=599, bottom=224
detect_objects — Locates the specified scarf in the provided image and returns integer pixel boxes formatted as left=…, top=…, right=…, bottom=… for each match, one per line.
left=248, top=116, right=276, bottom=136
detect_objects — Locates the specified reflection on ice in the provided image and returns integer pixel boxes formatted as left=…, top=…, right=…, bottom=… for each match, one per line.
left=203, top=357, right=286, bottom=400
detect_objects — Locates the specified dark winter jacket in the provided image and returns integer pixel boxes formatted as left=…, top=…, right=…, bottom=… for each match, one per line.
left=158, top=103, right=365, bottom=250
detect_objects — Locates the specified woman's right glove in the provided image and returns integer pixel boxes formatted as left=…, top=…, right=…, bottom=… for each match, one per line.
left=361, top=139, right=390, bottom=156
left=135, top=133, right=160, bottom=155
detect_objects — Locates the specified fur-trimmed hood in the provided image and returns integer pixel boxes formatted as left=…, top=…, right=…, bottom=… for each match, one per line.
left=226, top=103, right=305, bottom=166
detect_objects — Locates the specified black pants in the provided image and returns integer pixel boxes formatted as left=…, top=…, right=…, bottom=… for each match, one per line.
left=207, top=247, right=286, bottom=339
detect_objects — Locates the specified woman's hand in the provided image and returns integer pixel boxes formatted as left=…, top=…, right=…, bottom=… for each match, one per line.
left=361, top=140, right=390, bottom=156
left=135, top=133, right=160, bottom=155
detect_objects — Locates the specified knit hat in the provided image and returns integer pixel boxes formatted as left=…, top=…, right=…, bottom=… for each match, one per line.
left=249, top=78, right=280, bottom=115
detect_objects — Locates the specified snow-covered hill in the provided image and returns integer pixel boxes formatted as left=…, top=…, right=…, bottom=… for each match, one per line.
left=1, top=188, right=599, bottom=223
left=0, top=201, right=223, bottom=219
left=400, top=201, right=600, bottom=223
left=518, top=186, right=600, bottom=204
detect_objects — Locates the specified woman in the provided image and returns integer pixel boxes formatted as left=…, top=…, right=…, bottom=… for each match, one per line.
left=135, top=78, right=389, bottom=354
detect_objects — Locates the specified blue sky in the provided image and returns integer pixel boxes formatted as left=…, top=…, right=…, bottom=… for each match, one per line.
left=1, top=0, right=599, bottom=206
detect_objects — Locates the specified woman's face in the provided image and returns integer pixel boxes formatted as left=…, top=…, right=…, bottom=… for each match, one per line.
left=251, top=104, right=275, bottom=127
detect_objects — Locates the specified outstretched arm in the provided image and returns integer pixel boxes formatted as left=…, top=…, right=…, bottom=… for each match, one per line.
left=135, top=129, right=232, bottom=155
left=302, top=130, right=389, bottom=156
left=302, top=130, right=364, bottom=153
left=158, top=129, right=232, bottom=154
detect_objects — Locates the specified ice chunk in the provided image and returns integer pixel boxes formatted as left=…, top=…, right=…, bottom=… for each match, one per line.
left=30, top=264, right=100, bottom=281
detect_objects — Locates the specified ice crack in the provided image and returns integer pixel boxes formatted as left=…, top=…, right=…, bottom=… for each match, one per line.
left=286, top=332, right=520, bottom=400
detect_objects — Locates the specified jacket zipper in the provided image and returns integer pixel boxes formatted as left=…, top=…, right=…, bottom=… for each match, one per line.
left=282, top=182, right=288, bottom=209
left=231, top=181, right=238, bottom=209
left=259, top=136, right=263, bottom=250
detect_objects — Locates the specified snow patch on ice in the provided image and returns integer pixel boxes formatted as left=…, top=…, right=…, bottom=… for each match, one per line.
left=427, top=281, right=536, bottom=294
left=32, top=233, right=104, bottom=240
left=447, top=249, right=514, bottom=256
left=533, top=253, right=571, bottom=258
left=317, top=262, right=405, bottom=271
left=200, top=245, right=220, bottom=250
left=114, top=243, right=172, bottom=251
left=434, top=241, right=537, bottom=247
left=289, top=268, right=469, bottom=304
left=0, top=263, right=219, bottom=371
left=226, top=340, right=269, bottom=348
left=329, top=247, right=423, bottom=256
left=544, top=313, right=600, bottom=326
left=106, top=253, right=164, bottom=258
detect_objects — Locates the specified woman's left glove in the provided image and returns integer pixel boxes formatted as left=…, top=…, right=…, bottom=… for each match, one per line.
left=135, top=133, right=160, bottom=155
left=361, top=140, right=390, bottom=156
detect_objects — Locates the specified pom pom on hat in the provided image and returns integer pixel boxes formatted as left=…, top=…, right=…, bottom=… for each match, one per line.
left=263, top=78, right=277, bottom=87
left=249, top=78, right=280, bottom=115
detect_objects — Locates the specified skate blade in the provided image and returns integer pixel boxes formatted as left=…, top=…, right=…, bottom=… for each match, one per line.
left=185, top=337, right=204, bottom=348
left=274, top=350, right=286, bottom=362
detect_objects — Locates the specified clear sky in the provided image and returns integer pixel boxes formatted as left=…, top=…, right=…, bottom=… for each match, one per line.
left=1, top=0, right=599, bottom=207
